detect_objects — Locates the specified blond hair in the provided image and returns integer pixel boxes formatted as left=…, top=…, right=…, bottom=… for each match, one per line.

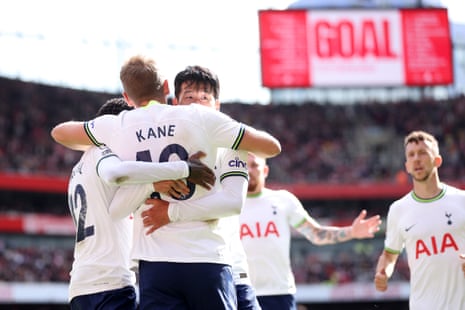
left=404, top=130, right=439, bottom=155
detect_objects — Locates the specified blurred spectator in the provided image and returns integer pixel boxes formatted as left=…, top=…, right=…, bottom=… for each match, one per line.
left=2, top=77, right=465, bottom=184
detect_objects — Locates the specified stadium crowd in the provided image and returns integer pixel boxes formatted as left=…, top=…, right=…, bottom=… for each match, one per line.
left=1, top=77, right=465, bottom=184
left=0, top=233, right=409, bottom=284
left=0, top=238, right=72, bottom=282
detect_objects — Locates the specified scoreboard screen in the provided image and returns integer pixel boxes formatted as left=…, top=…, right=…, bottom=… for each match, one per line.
left=259, top=8, right=453, bottom=88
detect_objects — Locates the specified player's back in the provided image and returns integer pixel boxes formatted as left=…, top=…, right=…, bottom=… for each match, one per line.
left=67, top=146, right=135, bottom=301
left=85, top=102, right=246, bottom=264
left=87, top=102, right=243, bottom=202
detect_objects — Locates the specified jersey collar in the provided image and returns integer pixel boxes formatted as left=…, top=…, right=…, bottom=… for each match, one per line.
left=411, top=184, right=446, bottom=203
left=145, top=100, right=162, bottom=108
left=247, top=192, right=263, bottom=198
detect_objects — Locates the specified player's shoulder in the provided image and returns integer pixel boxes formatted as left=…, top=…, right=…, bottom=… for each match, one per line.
left=263, top=187, right=297, bottom=199
left=217, top=148, right=247, bottom=160
left=85, top=145, right=112, bottom=163
left=443, top=183, right=465, bottom=198
left=390, top=191, right=413, bottom=209
left=144, top=102, right=221, bottom=121
left=88, top=113, right=119, bottom=129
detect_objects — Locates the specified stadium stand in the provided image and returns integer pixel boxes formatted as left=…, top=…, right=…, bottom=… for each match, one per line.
left=1, top=77, right=465, bottom=184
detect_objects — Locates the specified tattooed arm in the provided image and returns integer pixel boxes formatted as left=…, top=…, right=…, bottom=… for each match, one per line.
left=295, top=209, right=381, bottom=245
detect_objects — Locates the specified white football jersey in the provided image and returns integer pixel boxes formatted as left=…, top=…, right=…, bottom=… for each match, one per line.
left=68, top=146, right=135, bottom=301
left=240, top=188, right=310, bottom=296
left=84, top=102, right=245, bottom=264
left=385, top=184, right=465, bottom=310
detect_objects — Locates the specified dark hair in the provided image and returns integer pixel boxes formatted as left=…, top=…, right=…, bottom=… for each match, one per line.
left=96, top=97, right=134, bottom=117
left=174, top=65, right=220, bottom=100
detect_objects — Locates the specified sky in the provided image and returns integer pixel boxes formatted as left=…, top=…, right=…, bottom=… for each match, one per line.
left=0, top=0, right=463, bottom=103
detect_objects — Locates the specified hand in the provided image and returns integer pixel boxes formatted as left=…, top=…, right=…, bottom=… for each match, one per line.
left=351, top=209, right=382, bottom=239
left=153, top=180, right=189, bottom=199
left=141, top=198, right=170, bottom=235
left=374, top=269, right=389, bottom=292
left=186, top=151, right=215, bottom=190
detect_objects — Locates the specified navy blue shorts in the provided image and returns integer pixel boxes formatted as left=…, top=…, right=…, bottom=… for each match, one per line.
left=70, top=285, right=137, bottom=310
left=236, top=284, right=261, bottom=310
left=257, top=294, right=296, bottom=310
left=138, top=261, right=236, bottom=310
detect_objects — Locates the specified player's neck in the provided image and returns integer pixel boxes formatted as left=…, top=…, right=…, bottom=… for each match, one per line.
left=413, top=176, right=442, bottom=200
left=247, top=188, right=263, bottom=197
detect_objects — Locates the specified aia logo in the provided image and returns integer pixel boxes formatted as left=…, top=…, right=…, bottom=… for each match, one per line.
left=240, top=221, right=280, bottom=239
left=228, top=157, right=246, bottom=169
left=415, top=233, right=459, bottom=259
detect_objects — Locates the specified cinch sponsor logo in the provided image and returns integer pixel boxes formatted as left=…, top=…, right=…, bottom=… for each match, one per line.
left=228, top=157, right=247, bottom=169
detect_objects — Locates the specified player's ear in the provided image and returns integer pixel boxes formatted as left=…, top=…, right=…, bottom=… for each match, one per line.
left=122, top=92, right=136, bottom=107
left=434, top=154, right=443, bottom=168
left=263, top=164, right=270, bottom=178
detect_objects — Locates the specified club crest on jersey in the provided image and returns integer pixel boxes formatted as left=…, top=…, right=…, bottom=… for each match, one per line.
left=228, top=157, right=247, bottom=169
left=445, top=212, right=452, bottom=225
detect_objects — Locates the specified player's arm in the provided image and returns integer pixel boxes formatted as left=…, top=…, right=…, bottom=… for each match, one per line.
left=295, top=210, right=381, bottom=245
left=204, top=106, right=280, bottom=159
left=108, top=184, right=154, bottom=219
left=97, top=149, right=215, bottom=188
left=239, top=125, right=281, bottom=159
left=374, top=249, right=400, bottom=292
left=141, top=174, right=248, bottom=234
left=171, top=175, right=247, bottom=220
left=51, top=121, right=93, bottom=151
left=141, top=150, right=249, bottom=234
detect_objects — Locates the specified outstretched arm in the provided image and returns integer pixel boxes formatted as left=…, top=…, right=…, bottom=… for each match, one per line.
left=296, top=209, right=381, bottom=245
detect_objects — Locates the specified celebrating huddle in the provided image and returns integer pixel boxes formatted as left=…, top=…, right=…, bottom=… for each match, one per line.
left=51, top=55, right=465, bottom=310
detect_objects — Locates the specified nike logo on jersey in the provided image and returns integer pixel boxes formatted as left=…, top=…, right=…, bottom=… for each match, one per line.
left=405, top=224, right=416, bottom=232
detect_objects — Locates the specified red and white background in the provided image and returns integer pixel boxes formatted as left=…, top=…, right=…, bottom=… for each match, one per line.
left=259, top=8, right=453, bottom=88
